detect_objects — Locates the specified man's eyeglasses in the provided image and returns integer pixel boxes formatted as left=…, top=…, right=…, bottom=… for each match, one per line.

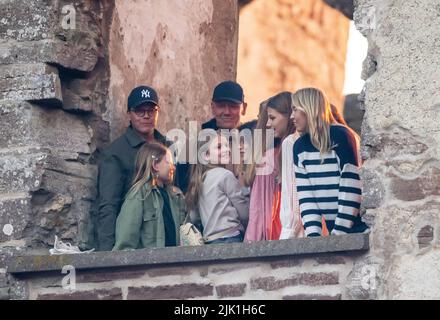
left=132, top=106, right=159, bottom=117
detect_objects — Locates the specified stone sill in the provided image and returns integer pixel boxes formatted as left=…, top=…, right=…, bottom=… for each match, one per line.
left=7, top=233, right=369, bottom=275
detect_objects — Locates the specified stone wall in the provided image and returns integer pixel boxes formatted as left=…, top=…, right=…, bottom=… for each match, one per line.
left=26, top=255, right=351, bottom=300
left=0, top=0, right=238, bottom=300
left=237, top=0, right=350, bottom=120
left=353, top=0, right=440, bottom=299
left=106, top=0, right=238, bottom=139
left=7, top=234, right=369, bottom=300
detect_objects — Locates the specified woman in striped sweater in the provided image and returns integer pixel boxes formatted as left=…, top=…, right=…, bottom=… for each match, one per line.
left=291, top=88, right=368, bottom=237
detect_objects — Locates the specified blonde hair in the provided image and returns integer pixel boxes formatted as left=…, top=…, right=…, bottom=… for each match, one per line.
left=243, top=99, right=269, bottom=187
left=185, top=134, right=226, bottom=210
left=291, top=88, right=335, bottom=156
left=128, top=142, right=168, bottom=196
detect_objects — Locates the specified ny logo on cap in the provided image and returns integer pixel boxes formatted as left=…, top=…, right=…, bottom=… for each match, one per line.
left=141, top=89, right=151, bottom=98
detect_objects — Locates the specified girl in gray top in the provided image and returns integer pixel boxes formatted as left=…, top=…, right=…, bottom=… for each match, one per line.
left=186, top=133, right=249, bottom=244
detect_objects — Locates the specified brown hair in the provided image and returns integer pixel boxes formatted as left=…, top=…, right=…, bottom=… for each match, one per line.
left=128, top=142, right=169, bottom=196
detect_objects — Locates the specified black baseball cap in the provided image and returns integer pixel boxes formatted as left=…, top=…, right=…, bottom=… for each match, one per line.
left=127, top=85, right=159, bottom=110
left=212, top=81, right=244, bottom=104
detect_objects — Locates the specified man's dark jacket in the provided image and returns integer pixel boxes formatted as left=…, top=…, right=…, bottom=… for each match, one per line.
left=97, top=125, right=168, bottom=251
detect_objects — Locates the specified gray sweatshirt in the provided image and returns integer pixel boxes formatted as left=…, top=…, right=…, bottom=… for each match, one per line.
left=191, top=167, right=249, bottom=241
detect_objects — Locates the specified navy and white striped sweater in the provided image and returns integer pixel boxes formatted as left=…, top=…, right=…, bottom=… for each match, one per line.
left=293, top=125, right=362, bottom=237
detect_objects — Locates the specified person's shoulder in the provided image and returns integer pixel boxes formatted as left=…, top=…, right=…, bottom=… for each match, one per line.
left=102, top=130, right=130, bottom=156
left=168, top=185, right=184, bottom=197
left=201, top=118, right=218, bottom=130
left=330, top=125, right=355, bottom=143
left=126, top=183, right=155, bottom=200
left=238, top=119, right=258, bottom=131
left=209, top=166, right=232, bottom=176
left=293, top=133, right=309, bottom=150
left=282, top=134, right=297, bottom=147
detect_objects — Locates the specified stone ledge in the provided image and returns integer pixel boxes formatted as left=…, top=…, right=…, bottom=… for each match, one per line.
left=7, top=233, right=369, bottom=275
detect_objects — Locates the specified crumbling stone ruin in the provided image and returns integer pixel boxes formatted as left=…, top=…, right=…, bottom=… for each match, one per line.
left=1, top=0, right=440, bottom=300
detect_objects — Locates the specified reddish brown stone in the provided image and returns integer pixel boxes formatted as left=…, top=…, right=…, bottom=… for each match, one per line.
left=283, top=293, right=342, bottom=300
left=37, top=288, right=122, bottom=300
left=417, top=225, right=434, bottom=249
left=251, top=272, right=339, bottom=291
left=390, top=167, right=440, bottom=201
left=210, top=262, right=260, bottom=275
left=76, top=268, right=146, bottom=283
left=269, top=258, right=302, bottom=269
left=313, top=255, right=346, bottom=265
left=146, top=266, right=193, bottom=277
left=127, top=283, right=214, bottom=300
left=215, top=284, right=247, bottom=298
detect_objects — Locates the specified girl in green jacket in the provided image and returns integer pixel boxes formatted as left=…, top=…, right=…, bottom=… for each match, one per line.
left=113, top=143, right=186, bottom=250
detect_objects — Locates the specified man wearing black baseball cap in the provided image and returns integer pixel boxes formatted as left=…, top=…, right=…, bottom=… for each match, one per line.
left=176, top=81, right=256, bottom=193
left=96, top=85, right=169, bottom=251
left=202, top=80, right=248, bottom=130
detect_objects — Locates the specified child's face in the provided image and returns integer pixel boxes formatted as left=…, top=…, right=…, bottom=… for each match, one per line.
left=154, top=150, right=175, bottom=184
left=206, top=135, right=231, bottom=165
left=293, top=109, right=307, bottom=133
left=240, top=138, right=252, bottom=164
left=267, top=107, right=289, bottom=138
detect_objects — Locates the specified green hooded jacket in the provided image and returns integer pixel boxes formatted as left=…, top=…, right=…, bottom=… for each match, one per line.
left=113, top=183, right=187, bottom=250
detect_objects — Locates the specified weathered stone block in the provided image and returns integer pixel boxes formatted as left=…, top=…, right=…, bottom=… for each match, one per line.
left=0, top=0, right=55, bottom=42
left=0, top=194, right=32, bottom=242
left=390, top=167, right=440, bottom=202
left=215, top=283, right=247, bottom=298
left=417, top=225, right=434, bottom=249
left=127, top=283, right=214, bottom=300
left=250, top=272, right=339, bottom=291
left=61, top=86, right=92, bottom=112
left=0, top=101, right=91, bottom=154
left=0, top=64, right=62, bottom=103
left=76, top=268, right=146, bottom=284
left=269, top=258, right=302, bottom=270
left=37, top=288, right=122, bottom=300
left=0, top=149, right=48, bottom=194
left=361, top=121, right=429, bottom=160
left=0, top=40, right=99, bottom=72
left=360, top=167, right=386, bottom=209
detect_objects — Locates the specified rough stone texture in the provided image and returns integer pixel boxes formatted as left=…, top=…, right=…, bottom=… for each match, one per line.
left=250, top=272, right=339, bottom=291
left=37, top=288, right=122, bottom=300
left=237, top=0, right=349, bottom=121
left=343, top=94, right=364, bottom=136
left=0, top=0, right=101, bottom=72
left=389, top=167, right=440, bottom=202
left=127, top=284, right=214, bottom=300
left=7, top=234, right=369, bottom=274
left=417, top=225, right=434, bottom=249
left=0, top=64, right=62, bottom=104
left=0, top=0, right=114, bottom=257
left=215, top=283, right=247, bottom=298
left=352, top=0, right=440, bottom=299
left=106, top=0, right=238, bottom=139
left=13, top=249, right=359, bottom=300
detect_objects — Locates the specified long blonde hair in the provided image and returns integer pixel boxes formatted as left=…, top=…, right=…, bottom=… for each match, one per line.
left=291, top=88, right=335, bottom=156
left=243, top=99, right=269, bottom=187
left=128, top=142, right=168, bottom=196
left=185, top=134, right=226, bottom=210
